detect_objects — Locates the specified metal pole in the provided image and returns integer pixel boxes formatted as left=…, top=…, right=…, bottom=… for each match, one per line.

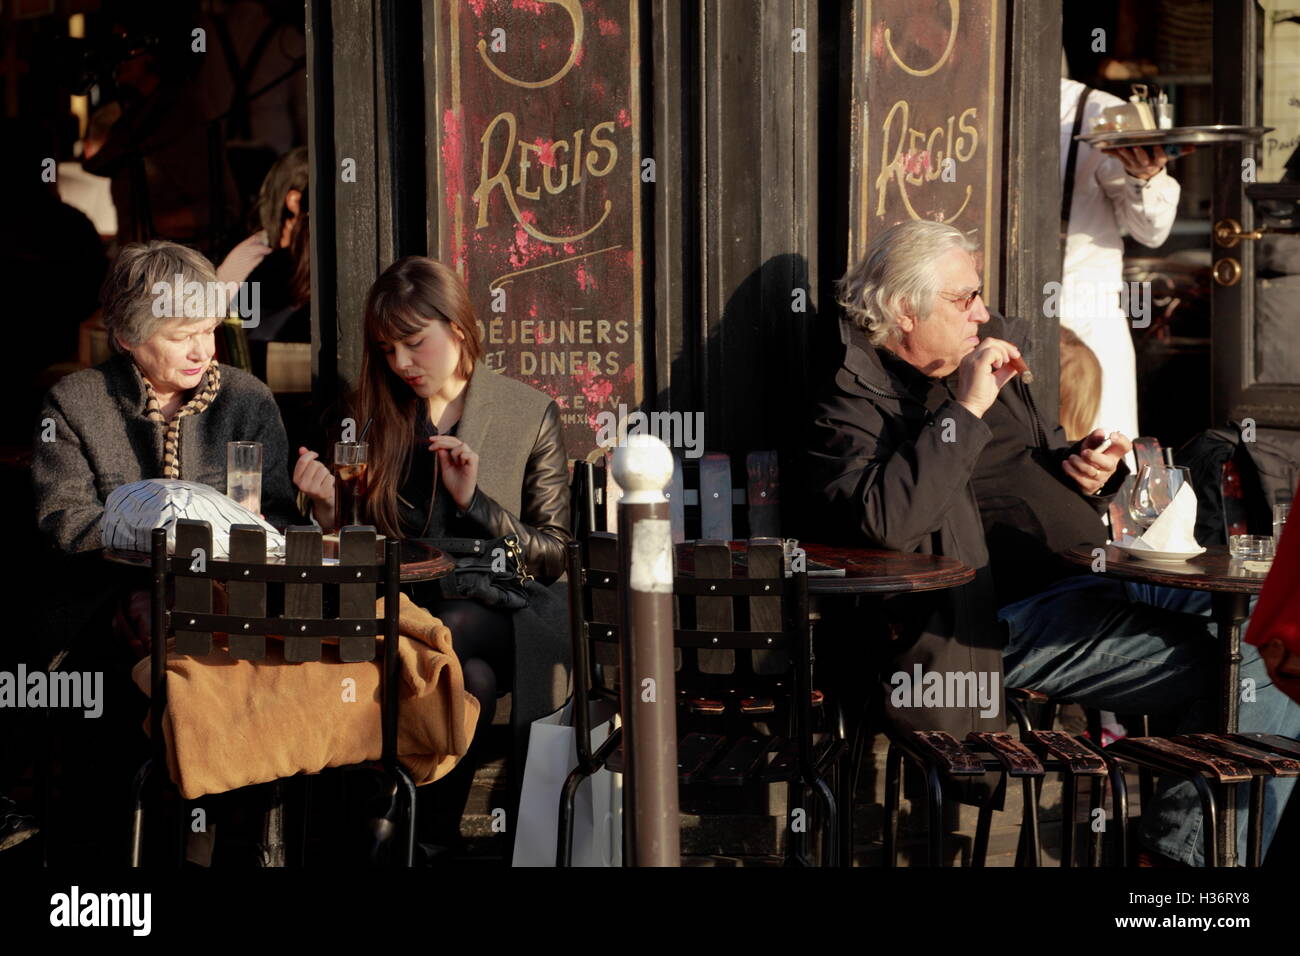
left=613, top=435, right=680, bottom=866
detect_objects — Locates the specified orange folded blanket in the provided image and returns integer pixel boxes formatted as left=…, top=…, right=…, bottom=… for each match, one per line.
left=131, top=593, right=481, bottom=800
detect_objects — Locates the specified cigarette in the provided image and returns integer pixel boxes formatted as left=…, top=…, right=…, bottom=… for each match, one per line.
left=1095, top=437, right=1114, bottom=455
left=1010, top=356, right=1033, bottom=384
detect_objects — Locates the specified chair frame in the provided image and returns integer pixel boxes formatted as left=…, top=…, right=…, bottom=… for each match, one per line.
left=128, top=521, right=416, bottom=867
left=557, top=533, right=843, bottom=866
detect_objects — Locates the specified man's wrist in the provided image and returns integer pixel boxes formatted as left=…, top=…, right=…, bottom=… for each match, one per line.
left=956, top=398, right=986, bottom=419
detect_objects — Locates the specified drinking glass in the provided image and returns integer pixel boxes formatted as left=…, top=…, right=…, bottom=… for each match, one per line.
left=1274, top=502, right=1291, bottom=544
left=226, top=441, right=263, bottom=514
left=1128, top=465, right=1166, bottom=531
left=333, top=441, right=369, bottom=530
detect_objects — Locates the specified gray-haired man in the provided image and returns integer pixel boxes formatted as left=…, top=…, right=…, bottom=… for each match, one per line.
left=805, top=219, right=1299, bottom=866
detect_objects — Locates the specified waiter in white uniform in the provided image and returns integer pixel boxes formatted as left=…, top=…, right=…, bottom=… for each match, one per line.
left=1060, top=77, right=1181, bottom=441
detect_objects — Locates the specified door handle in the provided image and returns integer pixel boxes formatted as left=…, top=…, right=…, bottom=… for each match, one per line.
left=1214, top=218, right=1268, bottom=248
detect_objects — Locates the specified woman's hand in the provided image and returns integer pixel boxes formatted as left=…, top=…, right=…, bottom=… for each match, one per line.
left=293, top=446, right=336, bottom=528
left=216, top=231, right=273, bottom=286
left=429, top=435, right=479, bottom=510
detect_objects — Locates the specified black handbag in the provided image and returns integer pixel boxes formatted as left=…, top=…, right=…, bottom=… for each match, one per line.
left=418, top=534, right=534, bottom=610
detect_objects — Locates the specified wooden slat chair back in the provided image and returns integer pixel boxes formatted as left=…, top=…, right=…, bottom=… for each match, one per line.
left=560, top=533, right=842, bottom=865
left=129, top=519, right=415, bottom=866
left=571, top=449, right=781, bottom=542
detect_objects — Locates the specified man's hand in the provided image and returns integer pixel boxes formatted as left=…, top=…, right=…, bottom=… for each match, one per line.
left=955, top=337, right=1023, bottom=418
left=1065, top=429, right=1132, bottom=495
left=1108, top=144, right=1171, bottom=181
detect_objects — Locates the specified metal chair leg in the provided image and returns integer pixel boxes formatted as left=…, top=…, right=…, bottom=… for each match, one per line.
left=260, top=782, right=286, bottom=867
left=924, top=761, right=945, bottom=867
left=1186, top=773, right=1220, bottom=867
left=883, top=744, right=902, bottom=867
left=396, top=766, right=418, bottom=868
left=1060, top=773, right=1077, bottom=867
left=129, top=759, right=152, bottom=867
left=806, top=771, right=838, bottom=867
left=1247, top=778, right=1265, bottom=868
left=836, top=713, right=858, bottom=867
left=971, top=773, right=1006, bottom=867
left=1016, top=777, right=1042, bottom=867
left=556, top=764, right=591, bottom=868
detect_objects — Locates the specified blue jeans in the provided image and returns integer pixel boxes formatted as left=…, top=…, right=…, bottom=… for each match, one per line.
left=1000, top=574, right=1300, bottom=866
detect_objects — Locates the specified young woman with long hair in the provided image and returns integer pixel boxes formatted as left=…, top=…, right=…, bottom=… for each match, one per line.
left=294, top=256, right=572, bottom=856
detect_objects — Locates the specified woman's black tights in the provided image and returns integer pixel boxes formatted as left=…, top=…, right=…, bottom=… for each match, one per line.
left=416, top=597, right=514, bottom=847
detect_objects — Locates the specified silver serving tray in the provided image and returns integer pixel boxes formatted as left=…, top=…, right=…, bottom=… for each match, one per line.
left=1076, top=125, right=1274, bottom=149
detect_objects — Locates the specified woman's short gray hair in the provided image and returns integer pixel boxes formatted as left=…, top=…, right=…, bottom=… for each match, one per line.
left=836, top=220, right=977, bottom=346
left=101, top=240, right=221, bottom=352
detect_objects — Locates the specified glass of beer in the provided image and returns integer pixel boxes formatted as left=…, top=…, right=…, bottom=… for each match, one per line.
left=333, top=441, right=369, bottom=530
left=226, top=441, right=263, bottom=514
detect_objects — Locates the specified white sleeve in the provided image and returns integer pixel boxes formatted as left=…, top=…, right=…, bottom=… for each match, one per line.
left=1096, top=157, right=1181, bottom=249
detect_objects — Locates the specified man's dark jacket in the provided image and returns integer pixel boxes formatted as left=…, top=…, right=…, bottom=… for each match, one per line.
left=803, top=313, right=1122, bottom=741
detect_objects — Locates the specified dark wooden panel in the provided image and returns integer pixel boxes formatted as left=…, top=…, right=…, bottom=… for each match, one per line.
left=227, top=525, right=268, bottom=661
left=331, top=0, right=379, bottom=388
left=174, top=521, right=214, bottom=657
left=745, top=450, right=780, bottom=538
left=746, top=537, right=787, bottom=677
left=848, top=0, right=1005, bottom=298
left=1002, top=0, right=1063, bottom=425
left=697, top=452, right=732, bottom=541
left=284, top=526, right=323, bottom=663
left=429, top=0, right=644, bottom=458
left=692, top=539, right=733, bottom=675
left=338, top=526, right=378, bottom=662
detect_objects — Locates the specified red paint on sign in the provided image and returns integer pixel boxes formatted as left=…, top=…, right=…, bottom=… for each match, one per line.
left=535, top=138, right=558, bottom=167
left=598, top=18, right=621, bottom=36
left=513, top=0, right=545, bottom=13
left=616, top=108, right=631, bottom=128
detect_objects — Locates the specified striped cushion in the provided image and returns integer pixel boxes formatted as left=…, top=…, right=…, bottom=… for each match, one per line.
left=102, top=479, right=286, bottom=559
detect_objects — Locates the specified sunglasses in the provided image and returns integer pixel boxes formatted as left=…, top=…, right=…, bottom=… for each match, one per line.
left=940, top=287, right=983, bottom=311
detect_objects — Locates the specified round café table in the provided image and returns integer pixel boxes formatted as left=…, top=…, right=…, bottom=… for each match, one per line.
left=673, top=540, right=975, bottom=594
left=1063, top=543, right=1269, bottom=867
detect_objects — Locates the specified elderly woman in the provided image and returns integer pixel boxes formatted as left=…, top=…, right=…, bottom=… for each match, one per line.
left=33, top=239, right=298, bottom=553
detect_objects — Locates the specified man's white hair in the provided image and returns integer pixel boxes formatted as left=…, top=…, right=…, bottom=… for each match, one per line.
left=836, top=220, right=977, bottom=346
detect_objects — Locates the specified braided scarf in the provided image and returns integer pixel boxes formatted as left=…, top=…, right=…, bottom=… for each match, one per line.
left=137, top=362, right=223, bottom=479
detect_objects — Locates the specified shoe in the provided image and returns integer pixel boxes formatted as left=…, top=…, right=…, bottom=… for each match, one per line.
left=0, top=796, right=39, bottom=852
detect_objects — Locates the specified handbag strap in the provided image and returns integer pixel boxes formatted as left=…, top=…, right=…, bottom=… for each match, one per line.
left=1061, top=84, right=1094, bottom=277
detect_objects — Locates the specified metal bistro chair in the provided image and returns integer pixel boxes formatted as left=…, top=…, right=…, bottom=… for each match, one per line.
left=557, top=533, right=844, bottom=866
left=883, top=727, right=1128, bottom=868
left=1102, top=733, right=1300, bottom=867
left=128, top=520, right=416, bottom=866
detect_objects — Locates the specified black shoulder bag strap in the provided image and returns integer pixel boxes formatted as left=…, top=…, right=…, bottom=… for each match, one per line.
left=1060, top=84, right=1094, bottom=276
